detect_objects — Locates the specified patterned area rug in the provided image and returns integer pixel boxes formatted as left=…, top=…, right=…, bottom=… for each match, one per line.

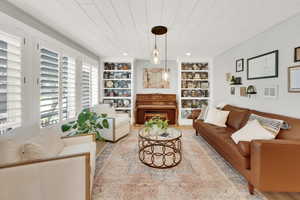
left=92, top=129, right=266, bottom=200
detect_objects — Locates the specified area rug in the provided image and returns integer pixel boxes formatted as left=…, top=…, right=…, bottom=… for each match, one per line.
left=92, top=129, right=266, bottom=200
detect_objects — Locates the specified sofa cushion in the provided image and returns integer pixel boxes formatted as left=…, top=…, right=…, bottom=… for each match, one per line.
left=23, top=143, right=51, bottom=161
left=27, top=129, right=64, bottom=156
left=204, top=107, right=230, bottom=127
left=226, top=109, right=250, bottom=130
left=195, top=120, right=235, bottom=135
left=237, top=141, right=250, bottom=157
left=231, top=120, right=275, bottom=144
left=196, top=122, right=250, bottom=170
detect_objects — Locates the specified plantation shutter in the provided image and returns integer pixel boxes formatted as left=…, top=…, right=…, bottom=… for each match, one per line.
left=0, top=30, right=22, bottom=134
left=91, top=65, right=98, bottom=106
left=81, top=64, right=90, bottom=109
left=61, top=56, right=76, bottom=120
left=40, top=47, right=60, bottom=127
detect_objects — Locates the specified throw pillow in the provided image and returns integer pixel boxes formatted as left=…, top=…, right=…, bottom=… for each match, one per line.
left=231, top=119, right=275, bottom=144
left=226, top=109, right=249, bottom=130
left=22, top=143, right=51, bottom=161
left=248, top=114, right=283, bottom=136
left=197, top=105, right=208, bottom=120
left=204, top=107, right=230, bottom=127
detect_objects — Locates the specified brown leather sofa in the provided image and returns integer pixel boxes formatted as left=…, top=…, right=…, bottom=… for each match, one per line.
left=189, top=105, right=300, bottom=194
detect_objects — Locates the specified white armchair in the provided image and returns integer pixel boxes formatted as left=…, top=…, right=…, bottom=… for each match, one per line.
left=0, top=127, right=96, bottom=200
left=92, top=104, right=131, bottom=142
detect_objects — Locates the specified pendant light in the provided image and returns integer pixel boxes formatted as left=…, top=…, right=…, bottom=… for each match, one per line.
left=151, top=35, right=160, bottom=64
left=151, top=26, right=168, bottom=80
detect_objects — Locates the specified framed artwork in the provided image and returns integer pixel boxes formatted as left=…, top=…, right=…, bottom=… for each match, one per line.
left=263, top=85, right=278, bottom=99
left=236, top=59, right=244, bottom=72
left=288, top=65, right=300, bottom=93
left=247, top=50, right=278, bottom=80
left=230, top=87, right=235, bottom=95
left=143, top=68, right=170, bottom=88
left=295, top=47, right=300, bottom=62
left=240, top=87, right=247, bottom=97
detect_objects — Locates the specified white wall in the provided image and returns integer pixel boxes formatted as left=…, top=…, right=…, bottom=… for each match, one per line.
left=213, top=13, right=300, bottom=118
left=134, top=59, right=178, bottom=94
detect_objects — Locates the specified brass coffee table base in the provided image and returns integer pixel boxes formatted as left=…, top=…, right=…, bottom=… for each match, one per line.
left=138, top=136, right=182, bottom=169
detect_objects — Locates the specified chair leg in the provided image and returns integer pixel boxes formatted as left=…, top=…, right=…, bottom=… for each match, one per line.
left=195, top=130, right=198, bottom=136
left=248, top=182, right=254, bottom=195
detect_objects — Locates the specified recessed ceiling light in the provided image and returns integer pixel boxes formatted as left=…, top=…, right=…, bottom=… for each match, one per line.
left=186, top=52, right=191, bottom=56
left=123, top=52, right=128, bottom=56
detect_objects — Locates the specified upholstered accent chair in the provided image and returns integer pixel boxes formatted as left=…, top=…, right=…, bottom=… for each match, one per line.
left=92, top=104, right=131, bottom=142
left=0, top=126, right=96, bottom=200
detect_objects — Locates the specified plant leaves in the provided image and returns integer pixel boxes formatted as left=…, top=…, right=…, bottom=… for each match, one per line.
left=61, top=124, right=72, bottom=132
left=101, top=113, right=108, bottom=118
left=102, top=119, right=109, bottom=129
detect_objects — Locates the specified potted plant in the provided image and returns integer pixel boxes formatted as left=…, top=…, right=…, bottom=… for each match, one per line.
left=61, top=108, right=109, bottom=140
left=144, top=117, right=169, bottom=136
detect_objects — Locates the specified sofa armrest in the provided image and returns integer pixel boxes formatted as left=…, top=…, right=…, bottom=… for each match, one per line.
left=62, top=134, right=96, bottom=146
left=0, top=153, right=91, bottom=200
left=187, top=109, right=202, bottom=120
left=251, top=139, right=300, bottom=192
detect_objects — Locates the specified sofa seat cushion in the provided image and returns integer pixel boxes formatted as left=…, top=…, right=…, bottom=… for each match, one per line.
left=195, top=120, right=235, bottom=135
left=196, top=120, right=250, bottom=170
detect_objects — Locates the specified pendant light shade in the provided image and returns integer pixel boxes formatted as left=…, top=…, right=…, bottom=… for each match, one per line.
left=151, top=46, right=160, bottom=64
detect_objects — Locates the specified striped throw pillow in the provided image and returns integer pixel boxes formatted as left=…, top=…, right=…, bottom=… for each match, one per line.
left=248, top=114, right=283, bottom=136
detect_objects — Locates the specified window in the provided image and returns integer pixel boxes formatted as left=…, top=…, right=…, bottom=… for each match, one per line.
left=81, top=64, right=90, bottom=109
left=61, top=56, right=76, bottom=120
left=91, top=65, right=99, bottom=106
left=81, top=63, right=98, bottom=109
left=0, top=30, right=22, bottom=134
left=40, top=48, right=60, bottom=127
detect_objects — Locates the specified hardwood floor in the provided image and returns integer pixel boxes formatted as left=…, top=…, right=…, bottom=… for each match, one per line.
left=96, top=125, right=300, bottom=200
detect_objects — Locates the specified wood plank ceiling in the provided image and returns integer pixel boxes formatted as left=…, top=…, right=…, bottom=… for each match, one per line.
left=6, top=0, right=300, bottom=59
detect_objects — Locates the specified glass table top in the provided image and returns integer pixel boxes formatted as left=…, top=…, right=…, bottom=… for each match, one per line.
left=138, top=127, right=182, bottom=141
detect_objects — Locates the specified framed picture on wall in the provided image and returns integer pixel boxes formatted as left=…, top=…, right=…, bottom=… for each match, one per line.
left=288, top=65, right=300, bottom=93
left=247, top=50, right=278, bottom=80
left=236, top=59, right=244, bottom=72
left=295, top=47, right=300, bottom=62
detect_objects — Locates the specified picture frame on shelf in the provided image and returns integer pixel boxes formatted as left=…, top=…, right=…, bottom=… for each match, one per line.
left=247, top=50, right=278, bottom=80
left=240, top=87, right=247, bottom=97
left=236, top=58, right=244, bottom=72
left=230, top=87, right=235, bottom=95
left=295, top=47, right=300, bottom=62
left=288, top=65, right=300, bottom=93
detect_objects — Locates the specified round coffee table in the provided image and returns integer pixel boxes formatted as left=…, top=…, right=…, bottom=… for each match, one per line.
left=138, top=127, right=182, bottom=169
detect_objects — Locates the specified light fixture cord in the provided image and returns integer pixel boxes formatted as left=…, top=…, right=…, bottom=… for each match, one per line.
left=165, top=32, right=167, bottom=73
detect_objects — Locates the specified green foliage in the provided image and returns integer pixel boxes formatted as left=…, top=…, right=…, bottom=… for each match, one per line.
left=61, top=108, right=109, bottom=140
left=144, top=117, right=169, bottom=132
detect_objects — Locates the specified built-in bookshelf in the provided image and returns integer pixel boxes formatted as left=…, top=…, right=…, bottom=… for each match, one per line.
left=100, top=60, right=134, bottom=123
left=178, top=61, right=210, bottom=125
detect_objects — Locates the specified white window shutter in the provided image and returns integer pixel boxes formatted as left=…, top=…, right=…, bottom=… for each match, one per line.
left=0, top=30, right=22, bottom=134
left=61, top=56, right=76, bottom=120
left=40, top=48, right=60, bottom=127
